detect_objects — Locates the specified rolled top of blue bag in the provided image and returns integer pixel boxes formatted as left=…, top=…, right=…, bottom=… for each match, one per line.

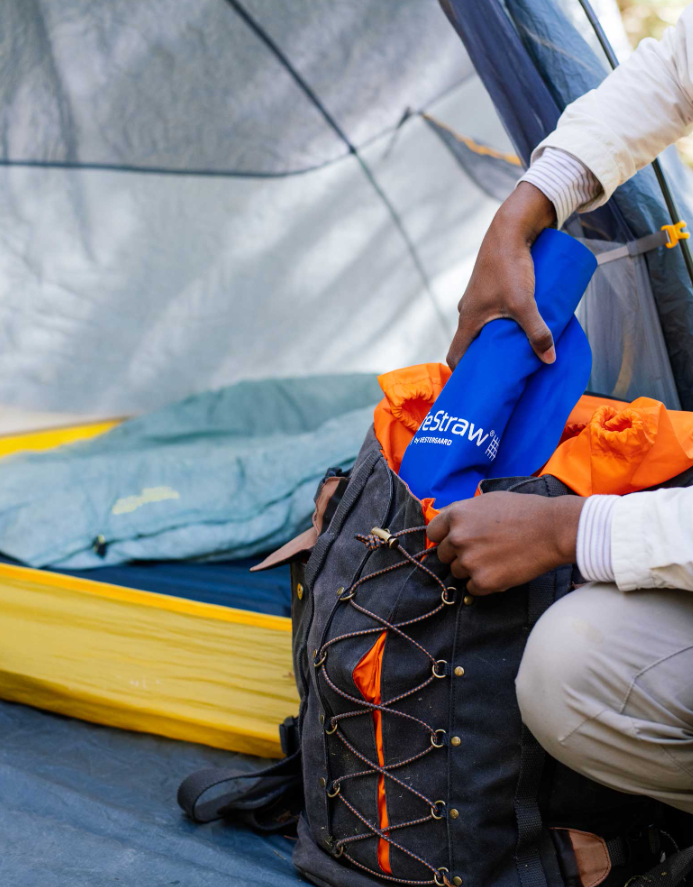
left=398, top=228, right=597, bottom=506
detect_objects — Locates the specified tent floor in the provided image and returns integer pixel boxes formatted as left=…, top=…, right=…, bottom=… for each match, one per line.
left=0, top=699, right=300, bottom=887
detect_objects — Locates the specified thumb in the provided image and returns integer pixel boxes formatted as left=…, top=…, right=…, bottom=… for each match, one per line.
left=516, top=301, right=555, bottom=364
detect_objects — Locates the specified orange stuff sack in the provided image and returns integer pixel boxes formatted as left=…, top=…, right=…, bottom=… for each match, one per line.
left=540, top=396, right=693, bottom=496
left=374, top=364, right=451, bottom=474
left=374, top=363, right=693, bottom=504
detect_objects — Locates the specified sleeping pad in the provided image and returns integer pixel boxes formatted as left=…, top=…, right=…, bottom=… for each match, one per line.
left=0, top=374, right=381, bottom=568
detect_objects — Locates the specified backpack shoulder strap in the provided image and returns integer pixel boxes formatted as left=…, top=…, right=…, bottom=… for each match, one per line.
left=177, top=747, right=302, bottom=831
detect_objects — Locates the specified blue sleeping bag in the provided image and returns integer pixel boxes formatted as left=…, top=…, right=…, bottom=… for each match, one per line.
left=399, top=229, right=597, bottom=506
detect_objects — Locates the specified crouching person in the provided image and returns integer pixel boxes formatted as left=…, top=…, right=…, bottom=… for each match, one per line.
left=434, top=3, right=693, bottom=816
left=427, top=488, right=693, bottom=815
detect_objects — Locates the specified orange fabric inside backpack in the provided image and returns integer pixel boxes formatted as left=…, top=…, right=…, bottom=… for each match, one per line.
left=352, top=631, right=390, bottom=873
left=361, top=363, right=693, bottom=869
left=374, top=363, right=693, bottom=502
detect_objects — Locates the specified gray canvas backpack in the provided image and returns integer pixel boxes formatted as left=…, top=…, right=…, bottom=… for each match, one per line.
left=179, top=427, right=693, bottom=887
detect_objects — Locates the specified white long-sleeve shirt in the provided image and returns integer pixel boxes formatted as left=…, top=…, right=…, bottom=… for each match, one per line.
left=514, top=6, right=693, bottom=593
left=529, top=4, right=693, bottom=217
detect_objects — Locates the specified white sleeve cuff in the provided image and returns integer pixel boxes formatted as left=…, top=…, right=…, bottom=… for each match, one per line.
left=576, top=495, right=619, bottom=583
left=518, top=147, right=603, bottom=229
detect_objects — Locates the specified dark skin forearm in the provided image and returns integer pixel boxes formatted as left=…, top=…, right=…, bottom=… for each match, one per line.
left=434, top=185, right=582, bottom=594
left=447, top=183, right=557, bottom=369
left=427, top=491, right=584, bottom=595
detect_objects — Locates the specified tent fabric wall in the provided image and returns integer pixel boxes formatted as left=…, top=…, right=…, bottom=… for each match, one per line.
left=0, top=0, right=512, bottom=425
left=577, top=240, right=681, bottom=404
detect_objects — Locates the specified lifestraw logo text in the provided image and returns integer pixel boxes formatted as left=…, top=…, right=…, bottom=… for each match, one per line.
left=419, top=411, right=499, bottom=461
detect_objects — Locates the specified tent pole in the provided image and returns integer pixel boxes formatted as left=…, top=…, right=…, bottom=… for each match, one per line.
left=575, top=0, right=693, bottom=288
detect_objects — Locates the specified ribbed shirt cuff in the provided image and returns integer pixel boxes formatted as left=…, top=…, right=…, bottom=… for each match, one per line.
left=576, top=495, right=618, bottom=583
left=518, top=147, right=602, bottom=229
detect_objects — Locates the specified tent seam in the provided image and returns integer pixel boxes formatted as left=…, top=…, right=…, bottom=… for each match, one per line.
left=222, top=0, right=451, bottom=336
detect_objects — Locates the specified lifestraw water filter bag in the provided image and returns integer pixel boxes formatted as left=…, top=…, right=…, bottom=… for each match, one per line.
left=399, top=228, right=597, bottom=506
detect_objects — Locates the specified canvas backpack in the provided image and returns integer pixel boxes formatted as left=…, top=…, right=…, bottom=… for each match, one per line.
left=179, top=426, right=693, bottom=887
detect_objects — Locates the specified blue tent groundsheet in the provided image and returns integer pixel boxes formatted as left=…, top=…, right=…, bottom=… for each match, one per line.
left=0, top=699, right=300, bottom=887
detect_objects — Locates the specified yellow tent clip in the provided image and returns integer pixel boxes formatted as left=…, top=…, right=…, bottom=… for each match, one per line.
left=662, top=220, right=690, bottom=248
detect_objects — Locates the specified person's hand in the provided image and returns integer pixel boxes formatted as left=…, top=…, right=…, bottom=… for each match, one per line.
left=447, top=183, right=558, bottom=370
left=426, top=491, right=584, bottom=595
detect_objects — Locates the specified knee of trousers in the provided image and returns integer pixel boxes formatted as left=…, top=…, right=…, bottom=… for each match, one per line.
left=515, top=582, right=619, bottom=760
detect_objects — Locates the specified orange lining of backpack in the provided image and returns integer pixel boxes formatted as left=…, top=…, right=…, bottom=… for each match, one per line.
left=353, top=631, right=391, bottom=873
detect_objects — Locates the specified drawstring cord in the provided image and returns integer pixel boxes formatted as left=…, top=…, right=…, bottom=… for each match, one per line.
left=314, top=527, right=457, bottom=886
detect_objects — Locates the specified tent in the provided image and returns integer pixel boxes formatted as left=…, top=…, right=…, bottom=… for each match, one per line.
left=1, top=1, right=693, bottom=885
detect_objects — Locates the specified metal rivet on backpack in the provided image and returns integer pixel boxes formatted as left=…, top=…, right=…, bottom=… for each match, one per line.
left=449, top=808, right=459, bottom=820
left=454, top=666, right=465, bottom=677
left=463, top=594, right=474, bottom=606
left=296, top=582, right=304, bottom=600
left=453, top=877, right=463, bottom=886
left=319, top=777, right=326, bottom=788
left=319, top=713, right=325, bottom=726
left=451, top=736, right=461, bottom=747
left=336, top=586, right=344, bottom=596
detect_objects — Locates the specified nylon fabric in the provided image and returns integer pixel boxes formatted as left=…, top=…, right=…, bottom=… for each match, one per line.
left=540, top=397, right=693, bottom=495
left=398, top=229, right=596, bottom=506
left=373, top=367, right=693, bottom=512
left=52, top=556, right=292, bottom=617
left=353, top=632, right=391, bottom=874
left=0, top=374, right=381, bottom=568
left=0, top=560, right=296, bottom=756
left=0, top=420, right=120, bottom=459
left=0, top=0, right=514, bottom=422
left=0, top=699, right=300, bottom=887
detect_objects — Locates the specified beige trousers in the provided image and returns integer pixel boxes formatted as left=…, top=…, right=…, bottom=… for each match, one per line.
left=516, top=582, right=693, bottom=814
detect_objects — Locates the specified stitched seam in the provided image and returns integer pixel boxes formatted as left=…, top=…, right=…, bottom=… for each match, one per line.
left=557, top=707, right=610, bottom=746
left=658, top=741, right=693, bottom=781
left=622, top=712, right=693, bottom=781
left=619, top=642, right=693, bottom=715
